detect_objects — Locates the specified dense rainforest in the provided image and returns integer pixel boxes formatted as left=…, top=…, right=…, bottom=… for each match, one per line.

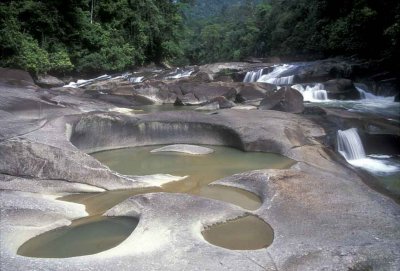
left=0, top=0, right=190, bottom=74
left=181, top=0, right=400, bottom=66
left=1, top=0, right=399, bottom=74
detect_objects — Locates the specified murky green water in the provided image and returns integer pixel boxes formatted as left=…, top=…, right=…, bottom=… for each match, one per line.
left=20, top=145, right=293, bottom=256
left=18, top=216, right=138, bottom=258
left=62, top=145, right=293, bottom=214
left=202, top=215, right=274, bottom=250
left=92, top=145, right=293, bottom=194
left=378, top=173, right=400, bottom=196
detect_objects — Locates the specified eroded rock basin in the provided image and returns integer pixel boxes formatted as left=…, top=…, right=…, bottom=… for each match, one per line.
left=65, top=145, right=294, bottom=214
left=91, top=144, right=294, bottom=196
left=202, top=215, right=274, bottom=250
left=17, top=216, right=138, bottom=258
left=61, top=146, right=295, bottom=214
left=21, top=145, right=293, bottom=257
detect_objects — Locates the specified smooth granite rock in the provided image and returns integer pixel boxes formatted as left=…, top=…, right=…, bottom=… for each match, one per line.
left=259, top=86, right=304, bottom=113
left=0, top=71, right=399, bottom=271
left=150, top=144, right=214, bottom=155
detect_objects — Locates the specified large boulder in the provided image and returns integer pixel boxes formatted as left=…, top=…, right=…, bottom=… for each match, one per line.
left=179, top=82, right=237, bottom=102
left=174, top=81, right=237, bottom=105
left=236, top=83, right=276, bottom=103
left=324, top=79, right=361, bottom=100
left=294, top=59, right=355, bottom=83
left=395, top=93, right=400, bottom=102
left=35, top=74, right=64, bottom=88
left=0, top=68, right=35, bottom=87
left=132, top=81, right=179, bottom=104
left=192, top=71, right=213, bottom=82
left=174, top=93, right=198, bottom=105
left=259, top=86, right=304, bottom=113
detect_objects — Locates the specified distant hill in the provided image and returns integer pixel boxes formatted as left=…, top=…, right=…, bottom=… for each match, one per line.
left=182, top=0, right=262, bottom=21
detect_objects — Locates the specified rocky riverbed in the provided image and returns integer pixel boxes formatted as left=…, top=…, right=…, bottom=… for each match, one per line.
left=1, top=59, right=399, bottom=270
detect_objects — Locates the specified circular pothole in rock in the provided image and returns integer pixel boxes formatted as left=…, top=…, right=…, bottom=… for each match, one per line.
left=17, top=216, right=138, bottom=258
left=198, top=185, right=262, bottom=210
left=202, top=215, right=273, bottom=250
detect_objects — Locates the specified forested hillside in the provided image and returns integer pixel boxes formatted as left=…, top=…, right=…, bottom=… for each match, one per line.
left=0, top=0, right=399, bottom=74
left=180, top=0, right=262, bottom=20
left=182, top=0, right=400, bottom=66
left=0, top=0, right=189, bottom=74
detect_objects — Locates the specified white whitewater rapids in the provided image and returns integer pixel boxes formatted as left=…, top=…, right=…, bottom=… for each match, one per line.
left=257, top=64, right=296, bottom=85
left=167, top=68, right=194, bottom=79
left=337, top=128, right=366, bottom=160
left=292, top=83, right=328, bottom=102
left=64, top=74, right=112, bottom=88
left=243, top=68, right=265, bottom=83
left=337, top=128, right=399, bottom=175
left=243, top=64, right=329, bottom=101
left=243, top=64, right=297, bottom=85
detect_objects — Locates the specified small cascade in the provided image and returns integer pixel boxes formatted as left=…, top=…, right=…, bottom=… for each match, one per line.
left=243, top=68, right=265, bottom=83
left=129, top=76, right=144, bottom=83
left=337, top=128, right=400, bottom=175
left=337, top=128, right=366, bottom=161
left=266, top=75, right=295, bottom=85
left=257, top=64, right=297, bottom=85
left=355, top=86, right=379, bottom=100
left=64, top=74, right=112, bottom=88
left=167, top=68, right=194, bottom=79
left=292, top=83, right=328, bottom=102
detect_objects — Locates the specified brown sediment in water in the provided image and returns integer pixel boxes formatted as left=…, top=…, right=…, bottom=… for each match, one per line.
left=61, top=187, right=163, bottom=215
left=22, top=145, right=290, bottom=257
left=196, top=185, right=262, bottom=210
left=63, top=145, right=294, bottom=214
left=202, top=215, right=274, bottom=250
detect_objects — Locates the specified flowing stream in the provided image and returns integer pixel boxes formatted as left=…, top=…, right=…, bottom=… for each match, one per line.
left=337, top=128, right=400, bottom=195
left=257, top=64, right=297, bottom=85
left=292, top=83, right=328, bottom=102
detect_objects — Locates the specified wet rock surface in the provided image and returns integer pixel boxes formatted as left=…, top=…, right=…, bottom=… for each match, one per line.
left=259, top=86, right=304, bottom=113
left=323, top=78, right=361, bottom=100
left=35, top=75, right=65, bottom=88
left=0, top=68, right=399, bottom=271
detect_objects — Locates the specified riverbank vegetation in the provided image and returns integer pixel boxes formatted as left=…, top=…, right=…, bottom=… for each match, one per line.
left=0, top=0, right=399, bottom=74
left=0, top=0, right=188, bottom=74
left=180, top=0, right=400, bottom=67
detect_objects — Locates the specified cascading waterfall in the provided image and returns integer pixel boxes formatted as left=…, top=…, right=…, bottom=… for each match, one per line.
left=292, top=83, right=328, bottom=102
left=167, top=68, right=194, bottom=79
left=129, top=76, right=144, bottom=83
left=356, top=86, right=377, bottom=100
left=267, top=76, right=295, bottom=85
left=257, top=64, right=297, bottom=85
left=243, top=68, right=265, bottom=83
left=337, top=128, right=399, bottom=174
left=337, top=128, right=366, bottom=161
left=64, top=75, right=112, bottom=88
left=355, top=85, right=397, bottom=101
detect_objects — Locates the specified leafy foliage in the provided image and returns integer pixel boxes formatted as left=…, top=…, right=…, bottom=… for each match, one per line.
left=181, top=0, right=400, bottom=66
left=180, top=0, right=262, bottom=64
left=1, top=0, right=399, bottom=73
left=0, top=0, right=186, bottom=74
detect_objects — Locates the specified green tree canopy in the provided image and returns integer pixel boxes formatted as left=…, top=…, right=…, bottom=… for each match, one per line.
left=0, top=0, right=186, bottom=74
